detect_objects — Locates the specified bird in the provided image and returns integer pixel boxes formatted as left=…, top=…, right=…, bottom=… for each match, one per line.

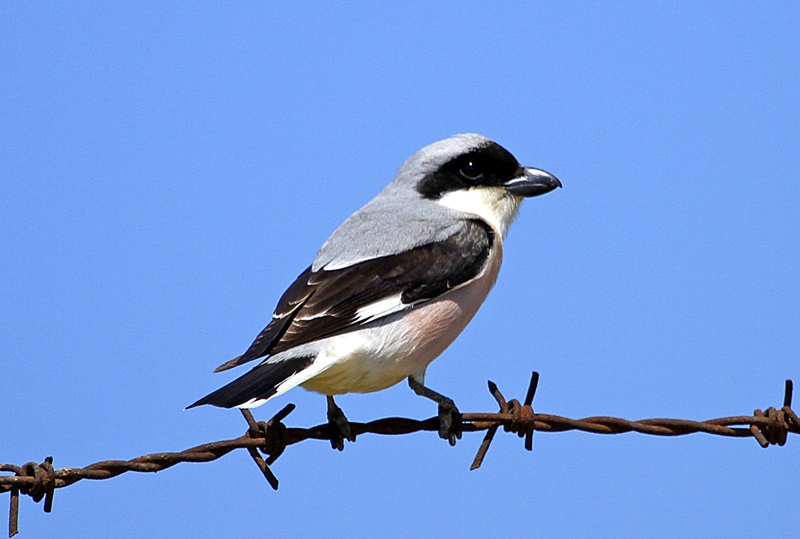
left=187, top=134, right=561, bottom=447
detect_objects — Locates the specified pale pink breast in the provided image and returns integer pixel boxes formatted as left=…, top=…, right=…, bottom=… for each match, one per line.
left=397, top=240, right=503, bottom=370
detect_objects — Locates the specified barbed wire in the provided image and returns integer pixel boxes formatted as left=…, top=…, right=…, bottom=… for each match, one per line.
left=2, top=372, right=798, bottom=537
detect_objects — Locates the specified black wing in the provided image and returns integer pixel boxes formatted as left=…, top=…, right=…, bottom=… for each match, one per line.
left=214, top=219, right=494, bottom=372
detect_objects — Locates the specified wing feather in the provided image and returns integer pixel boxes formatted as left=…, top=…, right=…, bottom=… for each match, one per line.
left=214, top=219, right=494, bottom=371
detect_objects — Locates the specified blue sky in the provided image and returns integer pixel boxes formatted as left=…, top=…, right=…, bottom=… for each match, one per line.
left=2, top=3, right=798, bottom=538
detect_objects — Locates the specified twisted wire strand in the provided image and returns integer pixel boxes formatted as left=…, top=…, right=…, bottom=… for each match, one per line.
left=2, top=374, right=797, bottom=537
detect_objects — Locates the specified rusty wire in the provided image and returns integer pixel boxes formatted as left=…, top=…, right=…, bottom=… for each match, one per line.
left=2, top=373, right=798, bottom=537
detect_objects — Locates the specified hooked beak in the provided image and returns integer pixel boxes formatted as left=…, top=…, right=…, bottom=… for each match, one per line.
left=504, top=167, right=562, bottom=198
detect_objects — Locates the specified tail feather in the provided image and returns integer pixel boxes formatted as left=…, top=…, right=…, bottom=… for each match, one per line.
left=187, top=355, right=316, bottom=409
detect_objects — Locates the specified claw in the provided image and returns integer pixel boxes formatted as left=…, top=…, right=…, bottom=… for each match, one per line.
left=326, top=395, right=356, bottom=451
left=438, top=399, right=462, bottom=446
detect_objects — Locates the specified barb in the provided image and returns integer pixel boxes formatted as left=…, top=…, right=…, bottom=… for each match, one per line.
left=2, top=374, right=797, bottom=537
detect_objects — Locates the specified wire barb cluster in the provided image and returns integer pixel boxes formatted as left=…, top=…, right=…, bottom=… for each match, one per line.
left=2, top=374, right=798, bottom=537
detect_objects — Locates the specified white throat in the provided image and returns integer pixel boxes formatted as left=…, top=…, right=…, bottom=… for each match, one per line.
left=436, top=187, right=522, bottom=237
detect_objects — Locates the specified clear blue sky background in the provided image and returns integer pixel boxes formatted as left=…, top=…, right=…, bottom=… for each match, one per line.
left=2, top=3, right=798, bottom=538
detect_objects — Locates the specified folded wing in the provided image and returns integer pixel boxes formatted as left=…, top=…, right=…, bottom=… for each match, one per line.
left=216, top=218, right=494, bottom=371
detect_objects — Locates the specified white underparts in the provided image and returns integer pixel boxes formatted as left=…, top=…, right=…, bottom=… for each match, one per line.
left=436, top=187, right=522, bottom=237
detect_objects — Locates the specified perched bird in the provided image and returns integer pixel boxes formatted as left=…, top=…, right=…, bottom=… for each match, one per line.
left=187, top=134, right=560, bottom=447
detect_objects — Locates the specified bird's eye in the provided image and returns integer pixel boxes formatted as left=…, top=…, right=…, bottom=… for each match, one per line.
left=458, top=159, right=483, bottom=181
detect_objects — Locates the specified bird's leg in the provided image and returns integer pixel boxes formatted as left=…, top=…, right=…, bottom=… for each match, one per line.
left=326, top=395, right=356, bottom=451
left=407, top=375, right=462, bottom=446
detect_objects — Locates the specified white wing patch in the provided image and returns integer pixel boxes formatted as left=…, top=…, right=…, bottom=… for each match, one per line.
left=321, top=258, right=365, bottom=271
left=354, top=293, right=407, bottom=323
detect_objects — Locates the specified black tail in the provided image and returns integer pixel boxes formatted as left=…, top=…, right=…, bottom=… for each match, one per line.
left=186, top=355, right=315, bottom=409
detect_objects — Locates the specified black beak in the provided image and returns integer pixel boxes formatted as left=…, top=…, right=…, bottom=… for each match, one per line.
left=504, top=167, right=562, bottom=198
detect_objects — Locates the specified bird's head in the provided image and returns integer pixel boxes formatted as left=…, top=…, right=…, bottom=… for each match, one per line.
left=389, top=134, right=561, bottom=236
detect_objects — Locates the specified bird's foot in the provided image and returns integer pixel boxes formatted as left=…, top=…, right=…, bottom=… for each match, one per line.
left=407, top=376, right=462, bottom=446
left=326, top=395, right=356, bottom=451
left=437, top=397, right=462, bottom=446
